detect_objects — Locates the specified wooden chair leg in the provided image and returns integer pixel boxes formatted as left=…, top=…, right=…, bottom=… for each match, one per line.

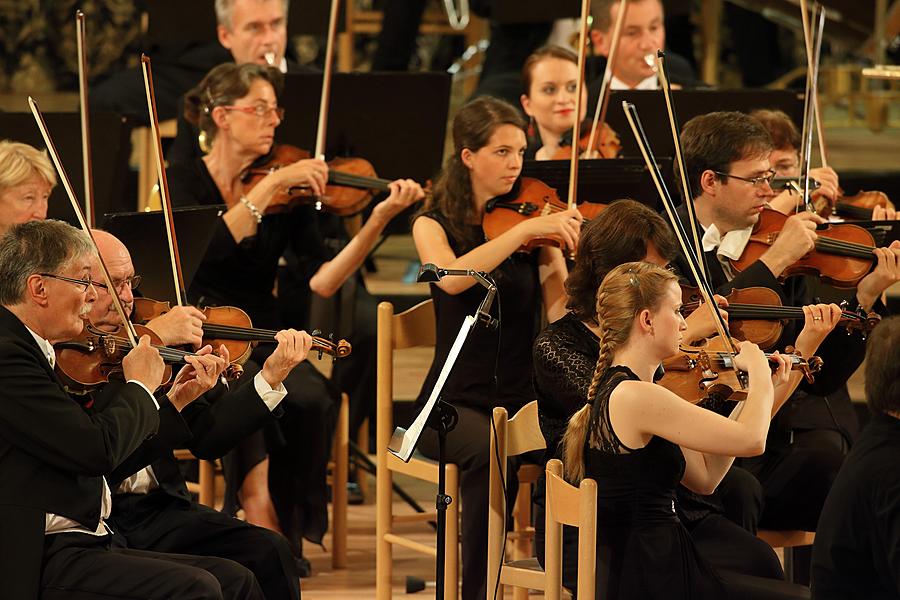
left=332, top=393, right=349, bottom=569
left=357, top=418, right=370, bottom=502
left=445, top=464, right=460, bottom=600
left=375, top=451, right=392, bottom=599
left=198, top=459, right=215, bottom=507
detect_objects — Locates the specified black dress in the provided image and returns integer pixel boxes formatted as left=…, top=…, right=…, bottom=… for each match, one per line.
left=413, top=210, right=541, bottom=600
left=583, top=365, right=726, bottom=600
left=167, top=157, right=340, bottom=557
left=532, top=313, right=788, bottom=593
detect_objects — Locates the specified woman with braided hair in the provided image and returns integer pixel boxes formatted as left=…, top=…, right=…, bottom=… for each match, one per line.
left=560, top=261, right=821, bottom=599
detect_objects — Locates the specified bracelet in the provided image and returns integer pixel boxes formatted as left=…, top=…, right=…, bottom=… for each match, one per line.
left=240, top=195, right=263, bottom=224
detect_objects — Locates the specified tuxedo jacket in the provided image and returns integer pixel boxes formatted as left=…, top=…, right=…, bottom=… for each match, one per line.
left=104, top=361, right=278, bottom=507
left=670, top=202, right=872, bottom=422
left=0, top=306, right=159, bottom=598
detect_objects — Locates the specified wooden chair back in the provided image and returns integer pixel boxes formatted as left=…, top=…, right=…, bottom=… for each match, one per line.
left=545, top=459, right=597, bottom=600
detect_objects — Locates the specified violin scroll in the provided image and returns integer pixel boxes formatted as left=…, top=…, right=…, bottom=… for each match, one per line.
left=310, top=329, right=352, bottom=361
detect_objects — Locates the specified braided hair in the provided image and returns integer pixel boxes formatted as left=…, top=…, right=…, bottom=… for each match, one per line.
left=562, top=261, right=678, bottom=482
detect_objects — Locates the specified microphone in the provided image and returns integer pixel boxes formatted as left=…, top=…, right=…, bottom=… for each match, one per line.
left=416, top=263, right=498, bottom=329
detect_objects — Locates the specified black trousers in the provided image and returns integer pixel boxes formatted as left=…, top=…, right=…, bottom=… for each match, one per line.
left=417, top=404, right=519, bottom=600
left=41, top=531, right=263, bottom=600
left=223, top=356, right=339, bottom=556
left=110, top=492, right=300, bottom=600
left=743, top=429, right=847, bottom=532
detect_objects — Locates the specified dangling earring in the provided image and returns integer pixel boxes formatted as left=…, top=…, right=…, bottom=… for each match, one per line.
left=527, top=115, right=536, bottom=139
left=198, top=129, right=211, bottom=154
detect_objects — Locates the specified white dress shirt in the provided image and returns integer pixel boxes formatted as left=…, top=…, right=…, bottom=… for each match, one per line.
left=611, top=74, right=659, bottom=90
left=700, top=223, right=754, bottom=281
left=25, top=325, right=158, bottom=535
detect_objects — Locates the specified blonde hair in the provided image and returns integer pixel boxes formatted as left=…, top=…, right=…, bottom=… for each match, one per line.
left=562, top=261, right=677, bottom=482
left=0, top=141, right=56, bottom=192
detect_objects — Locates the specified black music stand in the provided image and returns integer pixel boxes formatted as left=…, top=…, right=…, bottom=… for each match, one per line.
left=102, top=206, right=222, bottom=305
left=521, top=157, right=676, bottom=209
left=0, top=111, right=134, bottom=222
left=278, top=72, right=451, bottom=184
left=597, top=89, right=805, bottom=159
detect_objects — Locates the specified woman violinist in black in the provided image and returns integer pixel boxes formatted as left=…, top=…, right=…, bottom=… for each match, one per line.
left=166, top=62, right=422, bottom=569
left=561, top=262, right=806, bottom=599
left=411, top=96, right=581, bottom=600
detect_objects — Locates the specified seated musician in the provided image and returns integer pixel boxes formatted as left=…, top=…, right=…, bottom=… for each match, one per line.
left=0, top=219, right=260, bottom=599
left=533, top=200, right=837, bottom=597
left=677, top=111, right=900, bottom=577
left=0, top=140, right=55, bottom=235
left=88, top=229, right=310, bottom=599
left=586, top=0, right=700, bottom=96
left=165, top=61, right=422, bottom=573
left=811, top=315, right=900, bottom=600
left=519, top=45, right=589, bottom=160
left=751, top=108, right=897, bottom=220
left=560, top=262, right=799, bottom=599
left=411, top=96, right=581, bottom=600
left=92, top=0, right=296, bottom=127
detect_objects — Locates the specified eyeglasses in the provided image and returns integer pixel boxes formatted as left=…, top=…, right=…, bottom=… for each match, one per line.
left=92, top=275, right=142, bottom=294
left=39, top=273, right=100, bottom=293
left=712, top=169, right=777, bottom=188
left=221, top=104, right=285, bottom=120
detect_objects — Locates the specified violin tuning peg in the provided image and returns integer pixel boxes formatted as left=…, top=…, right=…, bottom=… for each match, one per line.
left=311, top=329, right=322, bottom=337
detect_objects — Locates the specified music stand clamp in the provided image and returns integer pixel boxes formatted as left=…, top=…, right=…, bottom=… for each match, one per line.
left=387, top=263, right=497, bottom=600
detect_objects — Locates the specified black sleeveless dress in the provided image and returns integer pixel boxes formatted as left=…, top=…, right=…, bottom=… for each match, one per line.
left=585, top=365, right=726, bottom=600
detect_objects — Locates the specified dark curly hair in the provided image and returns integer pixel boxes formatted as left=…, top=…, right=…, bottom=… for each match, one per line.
left=565, top=199, right=677, bottom=324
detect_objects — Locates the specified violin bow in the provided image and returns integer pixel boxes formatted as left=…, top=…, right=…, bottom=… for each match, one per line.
left=314, top=0, right=341, bottom=161
left=655, top=50, right=707, bottom=282
left=76, top=10, right=96, bottom=228
left=621, top=101, right=740, bottom=360
left=798, top=1, right=828, bottom=212
left=29, top=97, right=139, bottom=348
left=585, top=0, right=628, bottom=159
left=800, top=0, right=829, bottom=170
left=566, top=0, right=592, bottom=209
left=141, top=54, right=187, bottom=307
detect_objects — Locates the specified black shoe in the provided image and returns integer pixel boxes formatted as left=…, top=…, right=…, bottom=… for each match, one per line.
left=295, top=556, right=312, bottom=578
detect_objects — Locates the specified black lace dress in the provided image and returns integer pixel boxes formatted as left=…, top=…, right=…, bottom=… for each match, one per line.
left=584, top=365, right=726, bottom=600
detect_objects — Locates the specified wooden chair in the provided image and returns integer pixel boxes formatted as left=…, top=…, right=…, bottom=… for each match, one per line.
left=486, top=401, right=547, bottom=600
left=376, top=300, right=459, bottom=600
left=493, top=458, right=597, bottom=600
left=757, top=529, right=816, bottom=581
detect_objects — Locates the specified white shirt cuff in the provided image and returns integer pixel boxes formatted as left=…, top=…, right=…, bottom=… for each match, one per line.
left=253, top=372, right=287, bottom=412
left=127, top=380, right=160, bottom=410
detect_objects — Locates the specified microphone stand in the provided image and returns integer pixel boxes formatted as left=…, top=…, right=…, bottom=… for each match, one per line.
left=387, top=264, right=497, bottom=600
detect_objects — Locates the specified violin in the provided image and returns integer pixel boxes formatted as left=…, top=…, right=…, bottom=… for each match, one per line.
left=54, top=323, right=244, bottom=394
left=482, top=177, right=606, bottom=252
left=731, top=208, right=877, bottom=289
left=814, top=189, right=895, bottom=221
left=131, top=297, right=352, bottom=365
left=240, top=144, right=397, bottom=217
left=658, top=338, right=822, bottom=405
left=551, top=120, right=622, bottom=160
left=680, top=284, right=880, bottom=349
